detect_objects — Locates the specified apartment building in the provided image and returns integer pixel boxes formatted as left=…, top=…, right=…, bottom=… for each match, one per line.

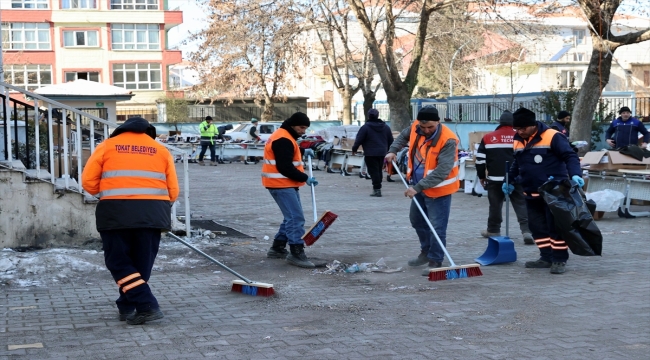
left=1, top=0, right=183, bottom=121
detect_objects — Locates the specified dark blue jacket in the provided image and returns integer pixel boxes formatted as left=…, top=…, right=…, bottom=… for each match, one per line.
left=352, top=118, right=394, bottom=157
left=509, top=122, right=581, bottom=196
left=550, top=121, right=569, bottom=137
left=605, top=116, right=649, bottom=148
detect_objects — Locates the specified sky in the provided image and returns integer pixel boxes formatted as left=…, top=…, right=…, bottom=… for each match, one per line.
left=166, top=0, right=209, bottom=59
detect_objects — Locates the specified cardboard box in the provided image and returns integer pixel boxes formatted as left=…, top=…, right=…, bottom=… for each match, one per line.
left=581, top=150, right=650, bottom=170
left=468, top=131, right=491, bottom=154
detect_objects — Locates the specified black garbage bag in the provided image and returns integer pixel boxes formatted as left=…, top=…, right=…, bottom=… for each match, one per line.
left=538, top=179, right=603, bottom=256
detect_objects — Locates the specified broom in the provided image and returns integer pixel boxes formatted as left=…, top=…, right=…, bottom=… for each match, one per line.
left=166, top=232, right=274, bottom=296
left=302, top=156, right=338, bottom=246
left=391, top=161, right=482, bottom=281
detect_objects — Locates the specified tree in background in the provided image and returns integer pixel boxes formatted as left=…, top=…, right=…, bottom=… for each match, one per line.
left=160, top=96, right=189, bottom=133
left=570, top=0, right=650, bottom=152
left=188, top=0, right=308, bottom=122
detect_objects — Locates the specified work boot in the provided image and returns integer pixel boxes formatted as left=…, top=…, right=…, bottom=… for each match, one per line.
left=421, top=261, right=443, bottom=276
left=267, top=240, right=289, bottom=259
left=209, top=161, right=218, bottom=166
left=286, top=244, right=315, bottom=268
left=118, top=310, right=135, bottom=321
left=525, top=258, right=552, bottom=268
left=126, top=308, right=164, bottom=325
left=480, top=230, right=500, bottom=238
left=523, top=233, right=534, bottom=245
left=370, top=189, right=382, bottom=197
left=407, top=251, right=429, bottom=267
left=386, top=175, right=395, bottom=182
left=550, top=262, right=566, bottom=274
left=198, top=160, right=205, bottom=166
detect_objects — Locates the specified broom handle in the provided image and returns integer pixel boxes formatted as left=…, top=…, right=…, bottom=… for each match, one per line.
left=505, top=161, right=509, bottom=238
left=166, top=232, right=252, bottom=284
left=392, top=161, right=457, bottom=268
left=308, top=156, right=317, bottom=222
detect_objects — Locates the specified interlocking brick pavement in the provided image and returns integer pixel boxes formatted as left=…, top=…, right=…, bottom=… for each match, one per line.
left=2, top=161, right=649, bottom=359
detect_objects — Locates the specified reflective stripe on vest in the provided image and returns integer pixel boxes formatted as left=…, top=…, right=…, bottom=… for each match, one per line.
left=98, top=188, right=169, bottom=198
left=102, top=170, right=166, bottom=181
left=263, top=159, right=302, bottom=166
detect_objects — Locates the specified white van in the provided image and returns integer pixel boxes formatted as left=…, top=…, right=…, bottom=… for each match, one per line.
left=225, top=122, right=282, bottom=142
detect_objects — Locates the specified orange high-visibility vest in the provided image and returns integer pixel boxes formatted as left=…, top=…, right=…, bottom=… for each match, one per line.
left=261, top=128, right=305, bottom=188
left=82, top=132, right=179, bottom=201
left=406, top=122, right=459, bottom=197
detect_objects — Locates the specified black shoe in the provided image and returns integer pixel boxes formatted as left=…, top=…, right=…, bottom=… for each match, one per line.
left=370, top=189, right=382, bottom=197
left=422, top=261, right=443, bottom=276
left=126, top=308, right=164, bottom=325
left=408, top=252, right=429, bottom=267
left=550, top=262, right=566, bottom=274
left=267, top=240, right=289, bottom=259
left=118, top=310, right=135, bottom=321
left=386, top=175, right=395, bottom=182
left=525, top=258, right=552, bottom=268
left=286, top=244, right=315, bottom=268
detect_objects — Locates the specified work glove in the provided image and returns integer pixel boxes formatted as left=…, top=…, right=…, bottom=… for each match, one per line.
left=502, top=183, right=514, bottom=195
left=306, top=177, right=318, bottom=186
left=572, top=175, right=585, bottom=188
left=304, top=149, right=315, bottom=158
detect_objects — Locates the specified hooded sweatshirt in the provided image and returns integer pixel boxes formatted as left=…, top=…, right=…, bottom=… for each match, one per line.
left=352, top=117, right=394, bottom=156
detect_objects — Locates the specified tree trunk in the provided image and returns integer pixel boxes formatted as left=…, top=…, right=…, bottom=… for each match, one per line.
left=362, top=90, right=376, bottom=123
left=341, top=91, right=352, bottom=125
left=387, top=89, right=412, bottom=131
left=570, top=46, right=614, bottom=153
left=262, top=100, right=275, bottom=122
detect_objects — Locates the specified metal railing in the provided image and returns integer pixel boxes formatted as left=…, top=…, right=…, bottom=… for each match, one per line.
left=0, top=81, right=191, bottom=235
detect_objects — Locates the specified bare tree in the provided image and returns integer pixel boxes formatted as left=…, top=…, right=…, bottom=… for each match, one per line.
left=188, top=0, right=309, bottom=121
left=347, top=0, right=464, bottom=130
left=570, top=0, right=650, bottom=149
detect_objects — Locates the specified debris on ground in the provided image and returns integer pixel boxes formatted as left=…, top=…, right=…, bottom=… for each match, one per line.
left=319, top=258, right=403, bottom=274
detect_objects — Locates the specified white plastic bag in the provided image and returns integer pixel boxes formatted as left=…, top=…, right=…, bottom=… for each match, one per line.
left=585, top=189, right=626, bottom=212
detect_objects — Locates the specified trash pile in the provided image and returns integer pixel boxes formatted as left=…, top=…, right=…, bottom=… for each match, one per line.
left=320, top=258, right=403, bottom=274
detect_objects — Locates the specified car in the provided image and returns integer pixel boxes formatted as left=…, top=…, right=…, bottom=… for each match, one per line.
left=225, top=122, right=282, bottom=142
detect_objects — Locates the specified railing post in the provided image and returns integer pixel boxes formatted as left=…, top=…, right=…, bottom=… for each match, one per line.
left=13, top=101, right=18, bottom=163
left=76, top=113, right=82, bottom=192
left=24, top=105, right=30, bottom=168
left=183, top=152, right=191, bottom=236
left=47, top=105, right=54, bottom=183
left=34, top=99, right=40, bottom=174
left=61, top=109, right=69, bottom=188
left=90, top=118, right=95, bottom=152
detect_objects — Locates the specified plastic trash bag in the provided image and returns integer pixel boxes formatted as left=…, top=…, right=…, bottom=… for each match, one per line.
left=539, top=179, right=603, bottom=256
left=585, top=189, right=626, bottom=212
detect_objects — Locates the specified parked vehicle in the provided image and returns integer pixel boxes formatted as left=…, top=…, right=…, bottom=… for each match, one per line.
left=225, top=122, right=282, bottom=142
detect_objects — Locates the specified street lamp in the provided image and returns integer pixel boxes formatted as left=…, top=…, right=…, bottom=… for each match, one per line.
left=449, top=40, right=471, bottom=98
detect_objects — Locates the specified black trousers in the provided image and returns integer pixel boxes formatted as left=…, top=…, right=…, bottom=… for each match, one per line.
left=101, top=228, right=161, bottom=313
left=199, top=140, right=215, bottom=162
left=365, top=156, right=384, bottom=190
left=526, top=197, right=569, bottom=263
left=485, top=181, right=530, bottom=234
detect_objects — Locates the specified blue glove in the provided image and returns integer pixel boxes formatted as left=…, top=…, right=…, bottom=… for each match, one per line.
left=502, top=183, right=514, bottom=195
left=572, top=175, right=585, bottom=187
left=304, top=149, right=315, bottom=158
left=306, top=177, right=318, bottom=186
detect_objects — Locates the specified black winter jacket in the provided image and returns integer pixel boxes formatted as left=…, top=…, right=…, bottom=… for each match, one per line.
left=352, top=118, right=394, bottom=156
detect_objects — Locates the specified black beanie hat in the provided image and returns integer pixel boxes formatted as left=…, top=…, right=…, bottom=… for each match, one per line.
left=513, top=107, right=536, bottom=128
left=619, top=106, right=631, bottom=114
left=367, top=108, right=379, bottom=121
left=417, top=106, right=440, bottom=121
left=557, top=110, right=571, bottom=119
left=285, top=112, right=310, bottom=127
left=205, top=116, right=213, bottom=121
left=499, top=110, right=513, bottom=125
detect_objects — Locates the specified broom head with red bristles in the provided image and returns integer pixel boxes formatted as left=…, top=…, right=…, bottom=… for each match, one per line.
left=231, top=280, right=275, bottom=296
left=302, top=210, right=338, bottom=246
left=428, top=264, right=483, bottom=282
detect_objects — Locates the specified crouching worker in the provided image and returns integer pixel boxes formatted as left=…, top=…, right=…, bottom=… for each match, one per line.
left=82, top=117, right=179, bottom=324
left=262, top=112, right=318, bottom=268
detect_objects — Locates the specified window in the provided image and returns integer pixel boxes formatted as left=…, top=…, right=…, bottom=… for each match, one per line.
left=560, top=70, right=583, bottom=88
left=11, top=0, right=48, bottom=9
left=573, top=29, right=586, bottom=46
left=65, top=71, right=100, bottom=82
left=61, top=0, right=97, bottom=9
left=113, top=63, right=162, bottom=90
left=573, top=52, right=585, bottom=62
left=1, top=23, right=50, bottom=50
left=111, top=24, right=159, bottom=50
left=110, top=0, right=158, bottom=10
left=63, top=30, right=98, bottom=47
left=321, top=55, right=328, bottom=66
left=3, top=64, right=52, bottom=91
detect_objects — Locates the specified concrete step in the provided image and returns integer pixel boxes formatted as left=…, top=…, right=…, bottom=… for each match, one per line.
left=55, top=177, right=81, bottom=192
left=0, top=159, right=26, bottom=170
left=25, top=169, right=53, bottom=181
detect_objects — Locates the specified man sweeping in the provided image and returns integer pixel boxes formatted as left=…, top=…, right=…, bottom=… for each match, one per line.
left=262, top=112, right=317, bottom=268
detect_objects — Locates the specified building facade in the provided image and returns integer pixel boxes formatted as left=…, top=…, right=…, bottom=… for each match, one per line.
left=1, top=0, right=183, bottom=121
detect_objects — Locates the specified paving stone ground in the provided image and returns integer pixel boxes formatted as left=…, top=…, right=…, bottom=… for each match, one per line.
left=2, top=161, right=649, bottom=359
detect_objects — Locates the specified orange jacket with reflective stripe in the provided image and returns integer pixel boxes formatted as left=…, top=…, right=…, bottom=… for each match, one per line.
left=406, top=123, right=460, bottom=197
left=261, top=128, right=305, bottom=188
left=82, top=132, right=179, bottom=201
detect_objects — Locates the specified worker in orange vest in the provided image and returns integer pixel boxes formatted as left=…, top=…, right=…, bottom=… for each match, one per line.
left=82, top=117, right=179, bottom=325
left=385, top=106, right=460, bottom=276
left=262, top=112, right=317, bottom=268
